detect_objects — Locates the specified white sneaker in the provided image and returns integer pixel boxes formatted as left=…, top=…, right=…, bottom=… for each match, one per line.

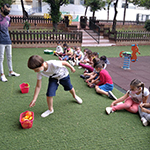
left=108, top=91, right=117, bottom=100
left=69, top=60, right=75, bottom=66
left=106, top=107, right=114, bottom=115
left=41, top=109, right=54, bottom=118
left=1, top=75, right=8, bottom=82
left=9, top=71, right=20, bottom=77
left=75, top=95, right=83, bottom=104
left=115, top=102, right=124, bottom=106
left=78, top=66, right=82, bottom=69
left=141, top=117, right=149, bottom=126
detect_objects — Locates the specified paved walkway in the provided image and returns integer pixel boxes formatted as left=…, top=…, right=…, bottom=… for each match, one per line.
left=107, top=56, right=150, bottom=94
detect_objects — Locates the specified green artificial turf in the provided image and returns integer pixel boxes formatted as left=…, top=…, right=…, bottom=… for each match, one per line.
left=0, top=46, right=150, bottom=150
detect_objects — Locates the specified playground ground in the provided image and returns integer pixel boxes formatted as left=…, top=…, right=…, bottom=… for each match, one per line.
left=107, top=56, right=150, bottom=100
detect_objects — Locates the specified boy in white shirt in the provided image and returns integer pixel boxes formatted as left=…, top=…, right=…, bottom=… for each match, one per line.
left=28, top=55, right=83, bottom=118
left=54, top=42, right=63, bottom=56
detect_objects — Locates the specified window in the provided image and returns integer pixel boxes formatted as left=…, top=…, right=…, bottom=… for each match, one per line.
left=122, top=3, right=128, bottom=8
left=69, top=0, right=74, bottom=4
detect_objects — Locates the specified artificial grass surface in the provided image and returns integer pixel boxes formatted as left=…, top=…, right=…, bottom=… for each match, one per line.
left=0, top=46, right=150, bottom=150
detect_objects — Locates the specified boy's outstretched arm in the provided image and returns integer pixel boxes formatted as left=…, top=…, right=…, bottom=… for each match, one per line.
left=29, top=79, right=42, bottom=107
left=62, top=61, right=75, bottom=73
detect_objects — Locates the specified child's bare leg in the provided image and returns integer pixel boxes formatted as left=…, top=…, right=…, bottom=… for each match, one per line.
left=41, top=96, right=54, bottom=117
left=69, top=87, right=83, bottom=104
left=69, top=87, right=76, bottom=98
left=47, top=96, right=53, bottom=111
left=95, top=86, right=108, bottom=96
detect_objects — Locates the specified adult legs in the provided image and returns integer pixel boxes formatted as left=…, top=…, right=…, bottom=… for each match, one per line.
left=0, top=44, right=6, bottom=75
left=5, top=45, right=13, bottom=73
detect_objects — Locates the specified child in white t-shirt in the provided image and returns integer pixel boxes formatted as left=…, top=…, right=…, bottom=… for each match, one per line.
left=28, top=55, right=83, bottom=118
left=54, top=42, right=63, bottom=56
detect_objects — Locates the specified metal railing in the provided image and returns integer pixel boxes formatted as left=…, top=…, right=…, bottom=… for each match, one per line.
left=82, top=19, right=100, bottom=44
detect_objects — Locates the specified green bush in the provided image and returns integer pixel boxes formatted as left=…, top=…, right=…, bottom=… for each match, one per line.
left=144, top=20, right=150, bottom=31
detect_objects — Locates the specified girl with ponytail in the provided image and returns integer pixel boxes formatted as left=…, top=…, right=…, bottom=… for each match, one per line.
left=106, top=79, right=149, bottom=118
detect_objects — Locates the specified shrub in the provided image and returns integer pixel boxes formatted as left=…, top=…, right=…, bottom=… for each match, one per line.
left=144, top=20, right=150, bottom=31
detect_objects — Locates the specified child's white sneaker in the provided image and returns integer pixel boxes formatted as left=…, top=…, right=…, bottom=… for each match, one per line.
left=41, top=109, right=54, bottom=118
left=9, top=71, right=20, bottom=77
left=141, top=117, right=149, bottom=126
left=1, top=75, right=8, bottom=82
left=75, top=95, right=83, bottom=104
left=106, top=107, right=114, bottom=115
left=115, top=102, right=124, bottom=106
left=108, top=91, right=117, bottom=100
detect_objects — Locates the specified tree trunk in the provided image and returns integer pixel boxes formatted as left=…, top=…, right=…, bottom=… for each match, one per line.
left=112, top=0, right=119, bottom=32
left=123, top=0, right=128, bottom=25
left=107, top=5, right=110, bottom=21
left=20, top=0, right=28, bottom=19
left=53, top=22, right=57, bottom=32
left=92, top=11, right=95, bottom=18
left=84, top=6, right=88, bottom=16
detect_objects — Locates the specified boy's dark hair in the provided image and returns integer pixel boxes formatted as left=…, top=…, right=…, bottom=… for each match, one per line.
left=92, top=52, right=99, bottom=58
left=95, top=61, right=104, bottom=69
left=86, top=49, right=92, bottom=55
left=63, top=43, right=67, bottom=47
left=28, top=55, right=44, bottom=69
left=93, top=58, right=100, bottom=68
left=100, top=55, right=107, bottom=63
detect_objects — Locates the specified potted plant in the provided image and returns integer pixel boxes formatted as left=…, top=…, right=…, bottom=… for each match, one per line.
left=23, top=21, right=31, bottom=32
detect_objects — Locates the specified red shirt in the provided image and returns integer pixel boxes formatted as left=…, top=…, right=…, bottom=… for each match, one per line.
left=96, top=69, right=113, bottom=86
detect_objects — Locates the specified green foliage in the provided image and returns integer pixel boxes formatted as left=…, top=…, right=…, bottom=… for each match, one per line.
left=23, top=21, right=31, bottom=31
left=131, top=0, right=150, bottom=9
left=144, top=19, right=150, bottom=31
left=0, top=0, right=15, bottom=7
left=88, top=0, right=106, bottom=17
left=43, top=0, right=69, bottom=30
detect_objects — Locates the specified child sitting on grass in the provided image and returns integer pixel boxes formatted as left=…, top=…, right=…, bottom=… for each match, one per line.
left=69, top=47, right=84, bottom=66
left=84, top=58, right=101, bottom=88
left=54, top=42, right=63, bottom=56
left=28, top=55, right=82, bottom=118
left=94, top=61, right=117, bottom=100
left=59, top=45, right=73, bottom=61
left=139, top=102, right=150, bottom=126
left=106, top=79, right=149, bottom=117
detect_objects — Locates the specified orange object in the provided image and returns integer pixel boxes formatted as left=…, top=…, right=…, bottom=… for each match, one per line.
left=131, top=44, right=140, bottom=62
left=21, top=117, right=27, bottom=122
left=19, top=111, right=34, bottom=129
left=29, top=116, right=33, bottom=120
left=119, top=51, right=124, bottom=58
left=24, top=115, right=30, bottom=119
left=25, top=111, right=32, bottom=117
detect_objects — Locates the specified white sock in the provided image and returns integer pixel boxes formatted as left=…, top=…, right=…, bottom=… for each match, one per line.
left=41, top=109, right=54, bottom=118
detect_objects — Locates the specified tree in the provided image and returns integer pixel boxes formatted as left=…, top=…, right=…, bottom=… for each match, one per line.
left=89, top=0, right=105, bottom=18
left=0, top=0, right=14, bottom=7
left=43, top=0, right=69, bottom=31
left=131, top=0, right=150, bottom=9
left=112, top=0, right=119, bottom=32
left=83, top=0, right=90, bottom=16
left=106, top=0, right=113, bottom=20
left=123, top=0, right=128, bottom=25
left=21, top=0, right=28, bottom=19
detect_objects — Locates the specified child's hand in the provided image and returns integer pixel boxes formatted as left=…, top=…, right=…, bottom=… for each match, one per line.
left=71, top=68, right=75, bottom=73
left=29, top=99, right=36, bottom=107
left=110, top=102, right=116, bottom=107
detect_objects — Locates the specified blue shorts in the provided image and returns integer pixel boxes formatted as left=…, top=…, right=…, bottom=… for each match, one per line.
left=98, top=83, right=113, bottom=92
left=46, top=75, right=73, bottom=97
